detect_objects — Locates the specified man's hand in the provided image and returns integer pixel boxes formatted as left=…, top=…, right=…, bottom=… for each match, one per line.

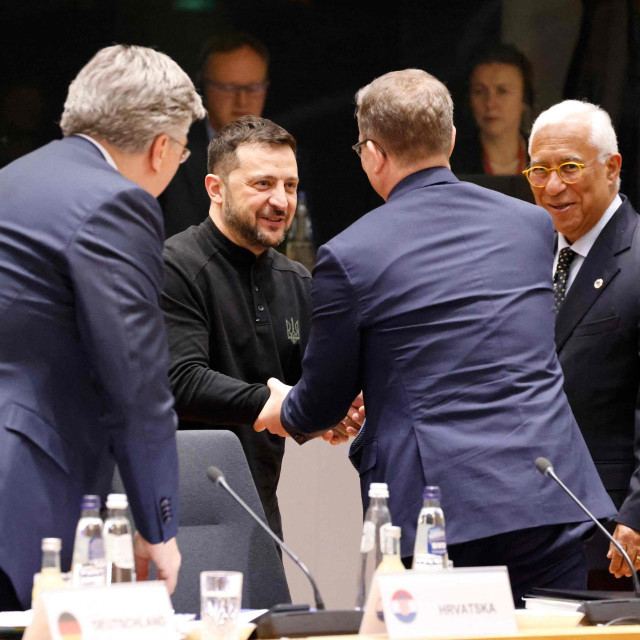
left=254, top=377, right=291, bottom=437
left=133, top=532, right=181, bottom=594
left=321, top=392, right=365, bottom=445
left=608, top=524, right=640, bottom=577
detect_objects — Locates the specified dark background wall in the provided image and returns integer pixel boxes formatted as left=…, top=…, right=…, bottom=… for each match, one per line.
left=1, top=0, right=637, bottom=244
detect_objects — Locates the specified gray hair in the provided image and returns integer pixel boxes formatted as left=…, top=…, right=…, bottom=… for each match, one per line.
left=60, top=44, right=206, bottom=153
left=529, top=100, right=618, bottom=157
left=355, top=69, right=454, bottom=164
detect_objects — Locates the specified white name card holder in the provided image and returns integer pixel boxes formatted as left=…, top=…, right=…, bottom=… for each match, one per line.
left=40, top=581, right=174, bottom=640
left=359, top=566, right=517, bottom=639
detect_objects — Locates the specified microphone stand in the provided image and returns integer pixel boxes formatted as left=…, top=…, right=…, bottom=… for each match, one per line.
left=207, top=467, right=363, bottom=637
left=535, top=457, right=640, bottom=625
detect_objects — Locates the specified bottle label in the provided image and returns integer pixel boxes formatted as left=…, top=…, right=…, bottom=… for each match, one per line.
left=88, top=536, right=105, bottom=561
left=427, top=526, right=447, bottom=556
left=360, top=521, right=376, bottom=553
left=104, top=533, right=134, bottom=568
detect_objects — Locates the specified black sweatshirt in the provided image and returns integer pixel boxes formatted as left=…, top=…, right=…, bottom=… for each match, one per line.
left=162, top=217, right=312, bottom=536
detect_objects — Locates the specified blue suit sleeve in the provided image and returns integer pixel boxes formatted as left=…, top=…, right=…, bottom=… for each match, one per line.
left=281, top=244, right=362, bottom=441
left=66, top=186, right=179, bottom=543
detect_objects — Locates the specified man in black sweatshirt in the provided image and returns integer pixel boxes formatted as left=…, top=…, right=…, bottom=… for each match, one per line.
left=162, top=115, right=361, bottom=538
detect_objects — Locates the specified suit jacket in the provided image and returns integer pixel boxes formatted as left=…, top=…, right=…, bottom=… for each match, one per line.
left=556, top=195, right=640, bottom=529
left=159, top=119, right=211, bottom=239
left=281, top=167, right=615, bottom=558
left=0, top=136, right=179, bottom=607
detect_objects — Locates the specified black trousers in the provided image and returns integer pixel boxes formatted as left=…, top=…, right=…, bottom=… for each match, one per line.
left=404, top=522, right=591, bottom=608
left=0, top=567, right=22, bottom=612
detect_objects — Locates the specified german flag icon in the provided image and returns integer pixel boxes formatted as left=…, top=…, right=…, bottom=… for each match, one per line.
left=57, top=612, right=82, bottom=640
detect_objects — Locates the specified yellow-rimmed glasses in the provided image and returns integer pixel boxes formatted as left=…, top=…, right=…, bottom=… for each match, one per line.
left=523, top=157, right=604, bottom=188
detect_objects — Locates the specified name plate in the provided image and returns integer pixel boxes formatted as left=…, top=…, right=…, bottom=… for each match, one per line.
left=360, top=567, right=517, bottom=638
left=40, top=582, right=174, bottom=640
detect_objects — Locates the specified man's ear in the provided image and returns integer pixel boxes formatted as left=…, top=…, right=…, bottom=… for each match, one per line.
left=205, top=173, right=224, bottom=204
left=367, top=140, right=386, bottom=174
left=149, top=134, right=171, bottom=173
left=606, top=153, right=622, bottom=189
left=449, top=126, right=457, bottom=159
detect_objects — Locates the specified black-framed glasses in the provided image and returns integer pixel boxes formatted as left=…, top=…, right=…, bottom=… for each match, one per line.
left=203, top=78, right=269, bottom=96
left=523, top=156, right=607, bottom=188
left=167, top=135, right=191, bottom=164
left=352, top=139, right=387, bottom=158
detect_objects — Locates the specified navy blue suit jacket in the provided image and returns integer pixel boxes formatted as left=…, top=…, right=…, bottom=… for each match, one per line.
left=0, top=136, right=179, bottom=607
left=282, top=167, right=615, bottom=557
left=556, top=196, right=640, bottom=529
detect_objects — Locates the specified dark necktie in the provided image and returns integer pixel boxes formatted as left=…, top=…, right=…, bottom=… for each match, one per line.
left=553, top=247, right=576, bottom=313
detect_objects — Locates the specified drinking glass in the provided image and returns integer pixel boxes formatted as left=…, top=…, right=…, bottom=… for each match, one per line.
left=200, top=571, right=243, bottom=640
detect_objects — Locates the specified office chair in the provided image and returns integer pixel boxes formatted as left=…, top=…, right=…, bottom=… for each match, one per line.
left=113, top=429, right=291, bottom=613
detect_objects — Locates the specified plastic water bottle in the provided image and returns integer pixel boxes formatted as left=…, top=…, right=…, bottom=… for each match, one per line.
left=71, top=494, right=106, bottom=587
left=377, top=524, right=405, bottom=573
left=412, top=485, right=448, bottom=570
left=103, top=493, right=136, bottom=584
left=355, top=482, right=391, bottom=610
left=32, top=538, right=66, bottom=604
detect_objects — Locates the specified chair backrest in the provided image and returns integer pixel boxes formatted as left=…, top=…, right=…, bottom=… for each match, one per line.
left=113, top=429, right=291, bottom=613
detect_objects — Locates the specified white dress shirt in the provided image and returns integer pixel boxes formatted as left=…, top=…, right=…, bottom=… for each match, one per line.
left=75, top=134, right=118, bottom=171
left=553, top=194, right=622, bottom=292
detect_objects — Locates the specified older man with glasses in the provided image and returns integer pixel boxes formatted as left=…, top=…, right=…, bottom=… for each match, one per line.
left=160, top=32, right=270, bottom=239
left=527, top=100, right=640, bottom=590
left=0, top=44, right=205, bottom=611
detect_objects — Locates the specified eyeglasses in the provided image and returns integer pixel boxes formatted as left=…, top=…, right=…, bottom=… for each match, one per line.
left=167, top=135, right=191, bottom=164
left=351, top=139, right=387, bottom=158
left=203, top=78, right=269, bottom=96
left=523, top=156, right=607, bottom=188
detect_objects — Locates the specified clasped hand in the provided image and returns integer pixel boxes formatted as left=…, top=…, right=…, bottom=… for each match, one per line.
left=253, top=380, right=365, bottom=445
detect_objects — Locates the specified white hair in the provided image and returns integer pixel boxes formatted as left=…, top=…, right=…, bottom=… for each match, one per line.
left=60, top=44, right=206, bottom=153
left=529, top=99, right=618, bottom=157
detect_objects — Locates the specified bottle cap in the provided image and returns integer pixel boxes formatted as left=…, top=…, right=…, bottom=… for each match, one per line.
left=81, top=494, right=101, bottom=511
left=423, top=485, right=441, bottom=500
left=41, top=538, right=61, bottom=552
left=368, top=482, right=389, bottom=499
left=106, top=493, right=128, bottom=509
left=381, top=524, right=401, bottom=540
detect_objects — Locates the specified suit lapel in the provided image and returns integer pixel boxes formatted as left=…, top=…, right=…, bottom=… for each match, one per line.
left=555, top=198, right=636, bottom=351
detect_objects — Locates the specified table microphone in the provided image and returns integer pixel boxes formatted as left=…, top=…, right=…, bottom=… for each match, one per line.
left=206, top=466, right=362, bottom=637
left=535, top=456, right=640, bottom=624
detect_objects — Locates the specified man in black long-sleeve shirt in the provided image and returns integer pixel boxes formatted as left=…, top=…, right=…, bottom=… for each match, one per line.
left=161, top=116, right=360, bottom=537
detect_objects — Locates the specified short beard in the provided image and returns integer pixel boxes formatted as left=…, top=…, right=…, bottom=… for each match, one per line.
left=223, top=196, right=287, bottom=250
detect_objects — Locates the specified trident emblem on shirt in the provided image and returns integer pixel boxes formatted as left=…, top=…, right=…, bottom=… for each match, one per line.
left=286, top=318, right=300, bottom=344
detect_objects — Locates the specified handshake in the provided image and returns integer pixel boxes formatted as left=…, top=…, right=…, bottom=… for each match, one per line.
left=253, top=378, right=365, bottom=446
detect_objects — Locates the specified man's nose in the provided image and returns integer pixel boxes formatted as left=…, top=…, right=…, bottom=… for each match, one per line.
left=269, top=184, right=288, bottom=210
left=545, top=169, right=567, bottom=196
left=234, top=88, right=250, bottom=108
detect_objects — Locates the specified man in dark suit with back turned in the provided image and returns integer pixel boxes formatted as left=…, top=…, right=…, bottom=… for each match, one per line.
left=527, top=100, right=640, bottom=586
left=0, top=45, right=205, bottom=611
left=160, top=32, right=270, bottom=239
left=255, top=69, right=615, bottom=605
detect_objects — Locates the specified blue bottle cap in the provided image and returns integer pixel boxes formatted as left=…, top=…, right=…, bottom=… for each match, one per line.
left=423, top=485, right=441, bottom=500
left=81, top=495, right=101, bottom=511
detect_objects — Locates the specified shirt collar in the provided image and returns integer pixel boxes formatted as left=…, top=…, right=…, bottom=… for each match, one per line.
left=201, top=216, right=267, bottom=266
left=74, top=134, right=119, bottom=171
left=559, top=193, right=622, bottom=257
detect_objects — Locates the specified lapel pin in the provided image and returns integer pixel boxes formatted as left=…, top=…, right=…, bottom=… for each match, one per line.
left=594, top=278, right=603, bottom=289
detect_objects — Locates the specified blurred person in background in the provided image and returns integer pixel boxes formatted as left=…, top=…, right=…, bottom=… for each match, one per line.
left=160, top=32, right=270, bottom=238
left=452, top=43, right=534, bottom=176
